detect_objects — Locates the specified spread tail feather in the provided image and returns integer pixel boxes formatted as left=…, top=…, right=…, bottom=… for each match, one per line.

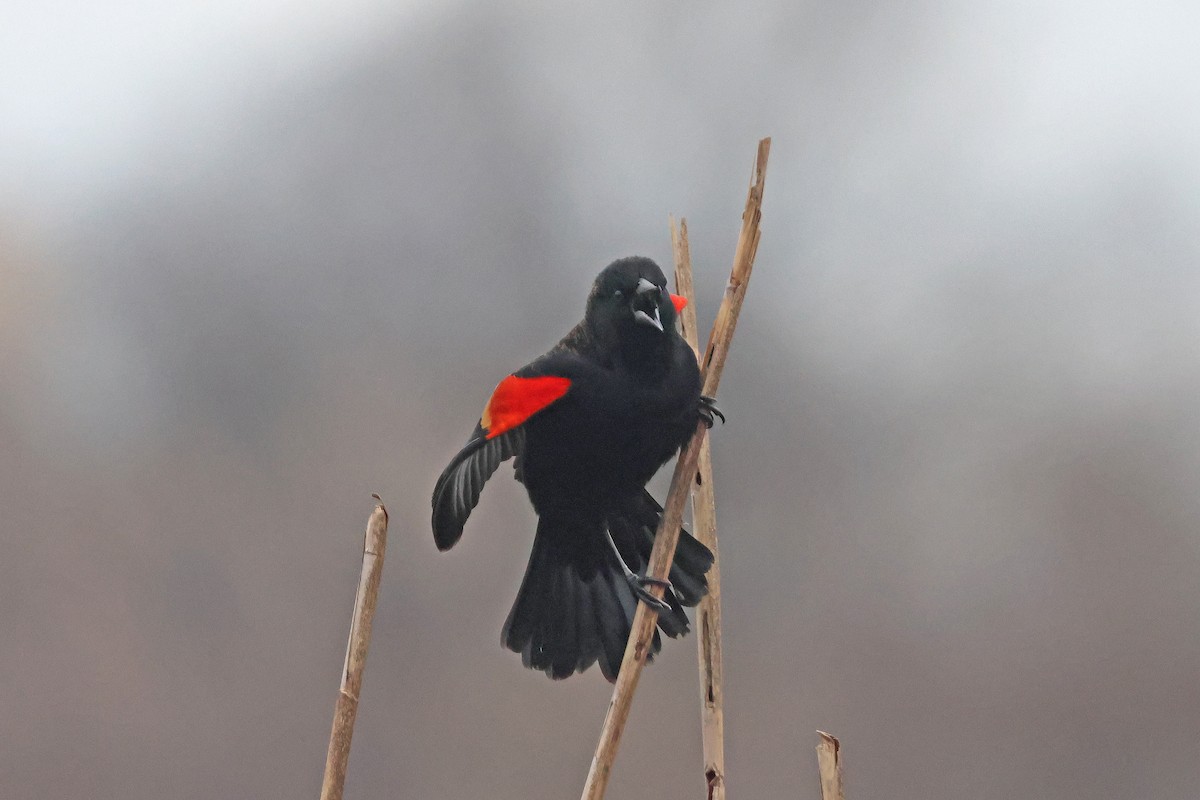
left=501, top=499, right=713, bottom=682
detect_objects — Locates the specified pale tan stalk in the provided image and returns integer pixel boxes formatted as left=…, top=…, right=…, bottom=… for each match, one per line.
left=319, top=500, right=389, bottom=800
left=816, top=731, right=845, bottom=800
left=671, top=216, right=726, bottom=800
left=580, top=138, right=770, bottom=800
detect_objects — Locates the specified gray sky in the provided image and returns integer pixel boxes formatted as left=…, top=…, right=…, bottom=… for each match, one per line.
left=3, top=2, right=1199, bottom=798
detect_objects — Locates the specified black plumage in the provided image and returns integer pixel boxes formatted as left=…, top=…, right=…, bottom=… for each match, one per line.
left=432, top=256, right=715, bottom=681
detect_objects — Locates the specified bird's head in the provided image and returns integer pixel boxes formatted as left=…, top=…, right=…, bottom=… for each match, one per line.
left=586, top=256, right=688, bottom=347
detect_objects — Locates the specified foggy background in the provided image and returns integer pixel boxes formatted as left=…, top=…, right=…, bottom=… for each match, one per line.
left=3, top=1, right=1199, bottom=797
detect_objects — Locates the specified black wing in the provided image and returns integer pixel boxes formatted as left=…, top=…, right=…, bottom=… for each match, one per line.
left=431, top=424, right=525, bottom=551
left=431, top=357, right=582, bottom=550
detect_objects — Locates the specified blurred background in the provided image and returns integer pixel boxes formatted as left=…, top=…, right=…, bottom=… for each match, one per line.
left=3, top=1, right=1199, bottom=797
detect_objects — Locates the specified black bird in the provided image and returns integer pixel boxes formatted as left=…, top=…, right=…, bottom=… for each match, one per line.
left=432, top=256, right=719, bottom=681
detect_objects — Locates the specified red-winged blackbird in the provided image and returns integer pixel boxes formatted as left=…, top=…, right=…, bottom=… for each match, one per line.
left=432, top=256, right=717, bottom=681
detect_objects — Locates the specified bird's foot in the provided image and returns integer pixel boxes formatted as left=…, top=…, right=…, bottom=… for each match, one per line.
left=698, top=395, right=725, bottom=428
left=627, top=574, right=674, bottom=613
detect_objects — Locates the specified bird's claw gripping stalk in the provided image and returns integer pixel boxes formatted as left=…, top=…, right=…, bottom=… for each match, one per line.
left=698, top=395, right=725, bottom=428
left=605, top=527, right=675, bottom=612
left=626, top=575, right=674, bottom=613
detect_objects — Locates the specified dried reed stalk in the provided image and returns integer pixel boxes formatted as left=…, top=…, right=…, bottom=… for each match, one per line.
left=580, top=137, right=770, bottom=800
left=816, top=731, right=845, bottom=800
left=320, top=499, right=389, bottom=800
left=671, top=216, right=726, bottom=800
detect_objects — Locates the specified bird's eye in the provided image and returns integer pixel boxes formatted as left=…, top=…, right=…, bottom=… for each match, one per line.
left=612, top=290, right=624, bottom=299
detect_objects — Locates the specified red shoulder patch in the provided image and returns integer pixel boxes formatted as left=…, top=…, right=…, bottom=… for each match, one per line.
left=669, top=293, right=688, bottom=313
left=481, top=375, right=571, bottom=439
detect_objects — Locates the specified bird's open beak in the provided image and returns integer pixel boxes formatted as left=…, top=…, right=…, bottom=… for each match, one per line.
left=632, top=278, right=664, bottom=331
